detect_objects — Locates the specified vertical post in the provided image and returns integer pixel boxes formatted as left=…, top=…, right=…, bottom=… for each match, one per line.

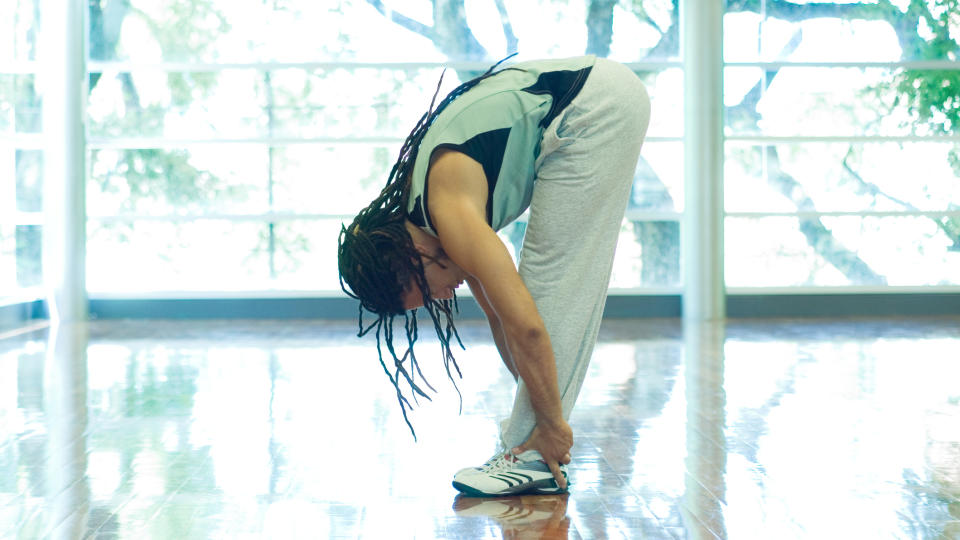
left=682, top=0, right=725, bottom=320
left=41, top=0, right=87, bottom=322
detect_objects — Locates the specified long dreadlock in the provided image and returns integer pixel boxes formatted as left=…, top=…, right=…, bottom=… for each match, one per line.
left=337, top=54, right=520, bottom=439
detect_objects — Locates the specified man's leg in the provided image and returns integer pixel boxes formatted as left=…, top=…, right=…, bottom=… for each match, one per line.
left=499, top=59, right=651, bottom=450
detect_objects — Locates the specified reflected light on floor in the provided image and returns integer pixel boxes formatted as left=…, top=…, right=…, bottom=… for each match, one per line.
left=0, top=317, right=959, bottom=539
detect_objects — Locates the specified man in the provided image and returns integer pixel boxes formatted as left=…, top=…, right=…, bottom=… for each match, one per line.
left=338, top=54, right=650, bottom=496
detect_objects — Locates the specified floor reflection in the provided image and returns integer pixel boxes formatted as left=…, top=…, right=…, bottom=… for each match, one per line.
left=0, top=317, right=959, bottom=539
left=44, top=322, right=90, bottom=540
left=453, top=494, right=570, bottom=539
left=682, top=321, right=727, bottom=540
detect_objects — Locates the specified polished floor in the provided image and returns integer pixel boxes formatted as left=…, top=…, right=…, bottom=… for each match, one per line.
left=1, top=316, right=959, bottom=539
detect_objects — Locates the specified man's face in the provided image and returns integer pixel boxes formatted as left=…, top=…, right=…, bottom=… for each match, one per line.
left=401, top=248, right=468, bottom=310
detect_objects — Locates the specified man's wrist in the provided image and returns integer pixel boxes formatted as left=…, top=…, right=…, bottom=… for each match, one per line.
left=535, top=410, right=566, bottom=429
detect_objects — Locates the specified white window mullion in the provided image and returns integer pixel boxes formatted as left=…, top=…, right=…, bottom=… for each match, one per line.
left=683, top=0, right=726, bottom=321
left=40, top=0, right=87, bottom=322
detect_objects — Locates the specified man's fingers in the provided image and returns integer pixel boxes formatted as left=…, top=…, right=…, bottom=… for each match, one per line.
left=561, top=452, right=571, bottom=464
left=547, top=460, right=567, bottom=490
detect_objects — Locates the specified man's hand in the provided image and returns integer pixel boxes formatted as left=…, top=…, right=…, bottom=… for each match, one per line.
left=512, top=419, right=574, bottom=490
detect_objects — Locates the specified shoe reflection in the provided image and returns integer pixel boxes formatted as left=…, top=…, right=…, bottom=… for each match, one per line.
left=453, top=493, right=570, bottom=539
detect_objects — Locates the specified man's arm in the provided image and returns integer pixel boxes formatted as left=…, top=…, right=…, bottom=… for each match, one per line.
left=427, top=150, right=572, bottom=488
left=466, top=276, right=518, bottom=381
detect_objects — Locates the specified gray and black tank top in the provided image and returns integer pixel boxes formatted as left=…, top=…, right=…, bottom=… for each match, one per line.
left=406, top=56, right=596, bottom=235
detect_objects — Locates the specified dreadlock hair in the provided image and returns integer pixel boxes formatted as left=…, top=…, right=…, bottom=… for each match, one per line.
left=337, top=54, right=520, bottom=439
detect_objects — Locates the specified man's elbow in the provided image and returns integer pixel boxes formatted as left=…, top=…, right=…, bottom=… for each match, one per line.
left=508, top=324, right=549, bottom=351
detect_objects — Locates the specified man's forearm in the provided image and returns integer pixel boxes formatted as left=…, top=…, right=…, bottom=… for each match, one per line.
left=505, top=326, right=564, bottom=426
left=487, top=316, right=519, bottom=381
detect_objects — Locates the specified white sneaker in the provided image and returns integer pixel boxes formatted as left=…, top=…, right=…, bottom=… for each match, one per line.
left=452, top=450, right=570, bottom=496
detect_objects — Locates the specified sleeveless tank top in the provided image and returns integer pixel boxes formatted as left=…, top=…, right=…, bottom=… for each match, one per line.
left=405, top=56, right=596, bottom=235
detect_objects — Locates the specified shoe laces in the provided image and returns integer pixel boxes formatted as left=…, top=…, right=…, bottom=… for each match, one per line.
left=480, top=451, right=519, bottom=473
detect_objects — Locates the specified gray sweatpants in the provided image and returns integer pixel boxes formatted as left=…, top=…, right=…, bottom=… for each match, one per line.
left=500, top=58, right=651, bottom=450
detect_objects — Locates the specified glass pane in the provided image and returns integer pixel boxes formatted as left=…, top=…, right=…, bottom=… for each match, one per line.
left=726, top=216, right=960, bottom=287
left=88, top=144, right=401, bottom=216
left=88, top=146, right=271, bottom=215
left=15, top=150, right=42, bottom=212
left=0, top=225, right=40, bottom=293
left=0, top=144, right=14, bottom=217
left=725, top=68, right=960, bottom=137
left=725, top=142, right=960, bottom=213
left=89, top=66, right=680, bottom=140
left=631, top=141, right=684, bottom=213
left=613, top=219, right=681, bottom=288
left=1, top=149, right=42, bottom=216
left=14, top=225, right=41, bottom=288
left=86, top=218, right=352, bottom=292
left=0, top=0, right=39, bottom=63
left=271, top=219, right=363, bottom=291
left=87, top=220, right=271, bottom=292
left=0, top=74, right=41, bottom=134
left=0, top=226, right=14, bottom=295
left=643, top=67, right=682, bottom=138
left=89, top=0, right=679, bottom=63
left=270, top=145, right=399, bottom=215
left=724, top=3, right=957, bottom=63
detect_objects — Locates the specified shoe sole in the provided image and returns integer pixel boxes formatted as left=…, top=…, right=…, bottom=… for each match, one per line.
left=452, top=478, right=570, bottom=497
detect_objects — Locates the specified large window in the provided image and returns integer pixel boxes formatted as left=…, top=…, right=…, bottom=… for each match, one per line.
left=85, top=0, right=681, bottom=294
left=11, top=1, right=958, bottom=305
left=0, top=0, right=42, bottom=303
left=723, top=2, right=960, bottom=289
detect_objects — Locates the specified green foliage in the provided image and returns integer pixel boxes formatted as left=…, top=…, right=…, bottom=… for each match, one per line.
left=0, top=75, right=41, bottom=133
left=167, top=71, right=220, bottom=107
left=132, top=0, right=231, bottom=62
left=940, top=204, right=960, bottom=251
left=891, top=69, right=960, bottom=134
left=869, top=0, right=960, bottom=177
left=89, top=102, right=165, bottom=139
left=96, top=148, right=249, bottom=213
left=248, top=223, right=311, bottom=274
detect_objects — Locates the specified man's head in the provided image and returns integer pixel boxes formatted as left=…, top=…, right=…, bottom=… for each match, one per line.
left=337, top=213, right=421, bottom=315
left=338, top=216, right=467, bottom=313
left=400, top=222, right=469, bottom=310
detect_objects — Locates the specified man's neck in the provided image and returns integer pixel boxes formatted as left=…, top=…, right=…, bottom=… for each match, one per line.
left=404, top=220, right=439, bottom=252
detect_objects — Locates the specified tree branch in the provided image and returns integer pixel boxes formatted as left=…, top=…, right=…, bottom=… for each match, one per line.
left=841, top=149, right=960, bottom=249
left=766, top=147, right=887, bottom=284
left=642, top=1, right=679, bottom=59
left=433, top=0, right=487, bottom=62
left=365, top=0, right=434, bottom=40
left=586, top=0, right=617, bottom=57
left=493, top=0, right=518, bottom=54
